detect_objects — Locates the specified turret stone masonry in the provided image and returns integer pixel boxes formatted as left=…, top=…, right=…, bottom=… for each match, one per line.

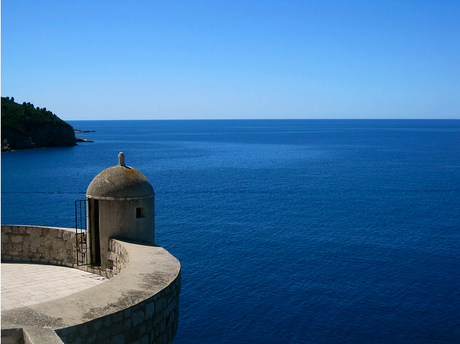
left=1, top=153, right=181, bottom=344
left=86, top=152, right=156, bottom=268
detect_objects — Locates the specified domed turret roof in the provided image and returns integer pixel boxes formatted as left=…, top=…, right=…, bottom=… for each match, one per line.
left=87, top=152, right=154, bottom=200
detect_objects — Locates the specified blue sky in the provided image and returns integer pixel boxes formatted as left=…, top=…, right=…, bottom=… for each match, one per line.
left=2, top=0, right=459, bottom=120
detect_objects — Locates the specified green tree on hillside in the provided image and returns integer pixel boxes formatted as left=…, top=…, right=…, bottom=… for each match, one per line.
left=1, top=96, right=76, bottom=151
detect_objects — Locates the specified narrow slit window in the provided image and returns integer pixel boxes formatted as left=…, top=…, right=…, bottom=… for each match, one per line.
left=136, top=207, right=146, bottom=218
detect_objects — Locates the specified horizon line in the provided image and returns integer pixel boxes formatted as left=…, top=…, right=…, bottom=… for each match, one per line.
left=66, top=118, right=460, bottom=121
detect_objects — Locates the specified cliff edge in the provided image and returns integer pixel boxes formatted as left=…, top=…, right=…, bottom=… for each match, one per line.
left=1, top=97, right=76, bottom=152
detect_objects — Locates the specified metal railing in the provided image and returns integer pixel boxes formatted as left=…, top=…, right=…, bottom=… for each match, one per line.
left=75, top=200, right=90, bottom=266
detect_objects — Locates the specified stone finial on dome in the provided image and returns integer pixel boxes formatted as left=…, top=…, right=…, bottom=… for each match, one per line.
left=119, top=152, right=125, bottom=166
left=86, top=152, right=154, bottom=200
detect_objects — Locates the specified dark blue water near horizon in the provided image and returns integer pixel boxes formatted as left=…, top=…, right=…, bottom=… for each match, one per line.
left=2, top=120, right=460, bottom=343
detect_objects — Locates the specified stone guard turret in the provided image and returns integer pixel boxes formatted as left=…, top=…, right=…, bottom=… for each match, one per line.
left=86, top=152, right=155, bottom=268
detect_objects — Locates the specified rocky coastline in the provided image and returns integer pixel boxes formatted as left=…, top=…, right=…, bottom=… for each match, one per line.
left=74, top=129, right=95, bottom=133
left=2, top=129, right=94, bottom=152
left=1, top=97, right=94, bottom=152
left=1, top=125, right=77, bottom=152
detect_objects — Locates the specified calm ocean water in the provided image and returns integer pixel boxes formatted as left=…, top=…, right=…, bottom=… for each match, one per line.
left=2, top=120, right=460, bottom=343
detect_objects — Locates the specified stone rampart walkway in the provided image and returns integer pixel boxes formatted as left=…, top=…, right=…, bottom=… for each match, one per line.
left=1, top=263, right=107, bottom=311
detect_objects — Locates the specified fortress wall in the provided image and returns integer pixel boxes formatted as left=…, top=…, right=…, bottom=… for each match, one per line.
left=1, top=225, right=182, bottom=344
left=1, top=225, right=128, bottom=279
left=1, top=225, right=77, bottom=267
left=55, top=273, right=181, bottom=344
left=106, top=238, right=130, bottom=278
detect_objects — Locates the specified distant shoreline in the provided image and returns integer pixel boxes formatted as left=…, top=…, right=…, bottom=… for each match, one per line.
left=74, top=129, right=94, bottom=143
left=74, top=129, right=95, bottom=133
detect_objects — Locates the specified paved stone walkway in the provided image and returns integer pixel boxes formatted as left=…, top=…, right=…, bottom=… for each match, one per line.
left=1, top=263, right=107, bottom=311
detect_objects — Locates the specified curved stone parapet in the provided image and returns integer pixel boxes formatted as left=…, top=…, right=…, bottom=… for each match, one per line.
left=1, top=225, right=181, bottom=344
left=1, top=225, right=129, bottom=279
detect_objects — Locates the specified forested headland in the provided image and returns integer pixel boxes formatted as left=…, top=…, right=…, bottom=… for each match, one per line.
left=1, top=97, right=77, bottom=152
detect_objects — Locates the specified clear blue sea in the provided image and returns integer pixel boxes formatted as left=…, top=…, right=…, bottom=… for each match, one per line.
left=2, top=120, right=460, bottom=343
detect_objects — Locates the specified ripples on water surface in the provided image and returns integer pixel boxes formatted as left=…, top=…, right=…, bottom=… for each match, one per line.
left=2, top=120, right=460, bottom=343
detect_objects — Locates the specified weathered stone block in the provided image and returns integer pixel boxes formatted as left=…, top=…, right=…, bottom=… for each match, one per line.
left=140, top=334, right=149, bottom=344
left=87, top=331, right=97, bottom=343
left=62, top=231, right=73, bottom=241
left=153, top=314, right=162, bottom=326
left=139, top=323, right=146, bottom=336
left=107, top=251, right=116, bottom=261
left=26, top=228, right=36, bottom=236
left=111, top=322, right=124, bottom=336
left=112, top=310, right=124, bottom=323
left=58, top=326, right=77, bottom=336
left=79, top=324, right=88, bottom=337
left=146, top=301, right=155, bottom=319
left=154, top=298, right=162, bottom=311
left=65, top=240, right=73, bottom=251
left=92, top=320, right=103, bottom=331
left=39, top=236, right=46, bottom=246
left=48, top=229, right=58, bottom=238
left=22, top=242, right=30, bottom=253
left=132, top=310, right=145, bottom=326
left=124, top=318, right=132, bottom=331
left=103, top=315, right=111, bottom=327
left=11, top=236, right=23, bottom=244
left=146, top=320, right=153, bottom=333
left=57, top=247, right=66, bottom=258
left=97, top=328, right=111, bottom=339
left=112, top=333, right=125, bottom=344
